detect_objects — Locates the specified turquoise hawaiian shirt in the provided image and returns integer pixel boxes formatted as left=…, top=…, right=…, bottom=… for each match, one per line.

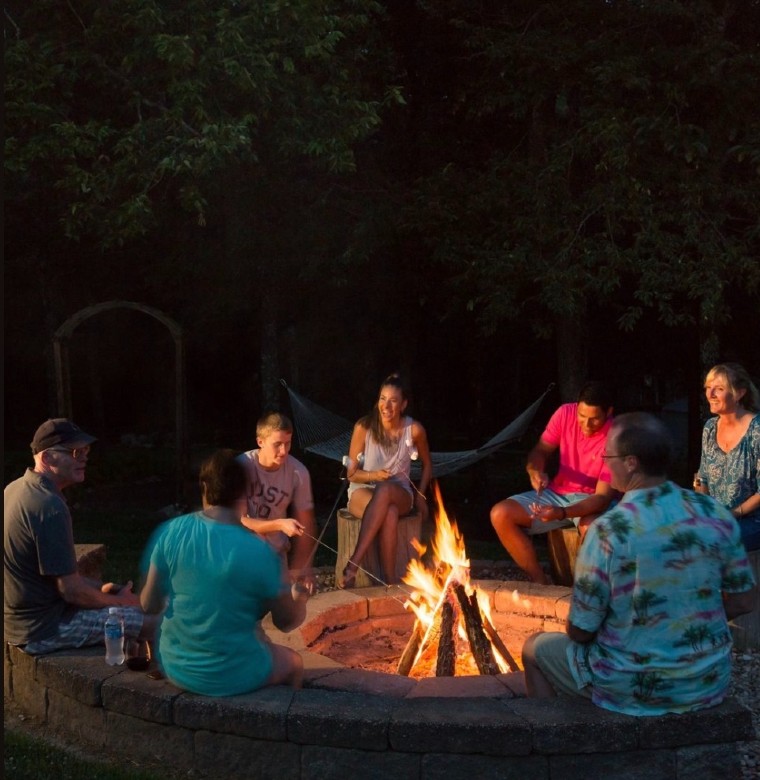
left=568, top=482, right=755, bottom=715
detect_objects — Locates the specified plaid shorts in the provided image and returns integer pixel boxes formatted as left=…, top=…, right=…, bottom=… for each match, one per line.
left=21, top=607, right=145, bottom=656
left=508, top=489, right=585, bottom=535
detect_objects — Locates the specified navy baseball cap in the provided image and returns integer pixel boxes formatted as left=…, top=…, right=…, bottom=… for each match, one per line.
left=31, top=419, right=97, bottom=454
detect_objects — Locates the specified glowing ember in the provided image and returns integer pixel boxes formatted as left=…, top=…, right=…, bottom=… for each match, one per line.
left=398, top=483, right=519, bottom=678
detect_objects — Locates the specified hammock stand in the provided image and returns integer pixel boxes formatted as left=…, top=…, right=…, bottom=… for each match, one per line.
left=282, top=381, right=555, bottom=479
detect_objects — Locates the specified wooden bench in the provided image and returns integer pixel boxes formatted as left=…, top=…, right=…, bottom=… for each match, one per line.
left=730, top=549, right=760, bottom=650
left=335, top=508, right=422, bottom=588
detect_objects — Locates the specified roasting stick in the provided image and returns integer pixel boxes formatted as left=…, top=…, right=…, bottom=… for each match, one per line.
left=296, top=454, right=418, bottom=602
left=299, top=530, right=413, bottom=606
left=297, top=455, right=359, bottom=583
left=299, top=473, right=349, bottom=574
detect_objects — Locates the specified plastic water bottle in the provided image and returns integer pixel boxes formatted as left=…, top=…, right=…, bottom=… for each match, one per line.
left=104, top=607, right=125, bottom=666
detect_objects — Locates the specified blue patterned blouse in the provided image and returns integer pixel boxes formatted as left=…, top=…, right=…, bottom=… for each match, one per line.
left=698, top=414, right=760, bottom=523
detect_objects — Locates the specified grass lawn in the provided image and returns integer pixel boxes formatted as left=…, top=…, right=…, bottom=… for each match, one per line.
left=4, top=729, right=166, bottom=780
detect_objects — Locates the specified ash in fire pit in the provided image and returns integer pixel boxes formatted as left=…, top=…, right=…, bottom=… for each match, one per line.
left=308, top=609, right=532, bottom=679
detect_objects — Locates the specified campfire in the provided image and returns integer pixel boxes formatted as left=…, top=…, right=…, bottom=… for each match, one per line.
left=396, top=484, right=519, bottom=678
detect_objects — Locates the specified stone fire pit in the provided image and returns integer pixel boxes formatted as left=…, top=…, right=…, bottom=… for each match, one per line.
left=266, top=580, right=559, bottom=695
left=4, top=579, right=754, bottom=779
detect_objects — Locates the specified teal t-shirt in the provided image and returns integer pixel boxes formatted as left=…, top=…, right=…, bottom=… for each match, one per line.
left=148, top=512, right=284, bottom=696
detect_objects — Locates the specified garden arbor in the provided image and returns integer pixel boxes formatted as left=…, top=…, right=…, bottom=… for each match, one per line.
left=53, top=301, right=187, bottom=504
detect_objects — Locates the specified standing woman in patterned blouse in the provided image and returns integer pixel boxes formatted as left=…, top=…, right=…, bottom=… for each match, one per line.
left=695, top=362, right=760, bottom=551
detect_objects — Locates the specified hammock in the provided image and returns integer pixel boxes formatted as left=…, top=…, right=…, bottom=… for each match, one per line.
left=282, top=381, right=554, bottom=479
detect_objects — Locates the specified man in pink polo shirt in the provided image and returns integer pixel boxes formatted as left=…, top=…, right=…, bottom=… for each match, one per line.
left=490, top=382, right=615, bottom=583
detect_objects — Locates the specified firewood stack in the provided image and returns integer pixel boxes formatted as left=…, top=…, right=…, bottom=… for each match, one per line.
left=397, top=575, right=518, bottom=678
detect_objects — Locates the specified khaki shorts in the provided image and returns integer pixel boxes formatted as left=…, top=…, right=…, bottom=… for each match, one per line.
left=532, top=632, right=592, bottom=699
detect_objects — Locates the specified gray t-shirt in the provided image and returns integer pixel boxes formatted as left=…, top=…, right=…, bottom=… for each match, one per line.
left=237, top=450, right=314, bottom=520
left=3, top=469, right=78, bottom=644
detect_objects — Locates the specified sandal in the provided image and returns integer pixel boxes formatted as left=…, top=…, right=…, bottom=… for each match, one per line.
left=337, top=564, right=357, bottom=590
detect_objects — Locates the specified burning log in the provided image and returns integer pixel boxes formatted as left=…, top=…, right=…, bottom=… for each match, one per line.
left=410, top=599, right=449, bottom=675
left=436, top=600, right=456, bottom=677
left=397, top=620, right=424, bottom=676
left=454, top=583, right=499, bottom=676
left=396, top=483, right=520, bottom=679
left=482, top=614, right=520, bottom=673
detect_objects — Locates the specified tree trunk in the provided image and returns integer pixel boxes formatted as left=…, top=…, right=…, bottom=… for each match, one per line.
left=554, top=307, right=589, bottom=402
left=260, top=304, right=280, bottom=412
left=40, top=249, right=64, bottom=418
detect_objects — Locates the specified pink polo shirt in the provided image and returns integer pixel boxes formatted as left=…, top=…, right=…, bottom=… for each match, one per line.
left=542, top=403, right=612, bottom=495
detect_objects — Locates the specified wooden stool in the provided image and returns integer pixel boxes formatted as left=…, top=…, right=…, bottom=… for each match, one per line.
left=546, top=526, right=582, bottom=587
left=335, top=508, right=422, bottom=588
left=730, top=549, right=760, bottom=650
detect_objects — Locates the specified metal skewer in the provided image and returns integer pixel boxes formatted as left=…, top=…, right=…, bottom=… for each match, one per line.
left=299, top=529, right=413, bottom=606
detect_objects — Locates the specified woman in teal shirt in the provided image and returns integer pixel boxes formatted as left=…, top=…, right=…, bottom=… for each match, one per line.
left=140, top=450, right=309, bottom=695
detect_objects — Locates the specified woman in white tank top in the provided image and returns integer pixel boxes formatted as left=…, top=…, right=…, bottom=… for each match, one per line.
left=338, top=374, right=432, bottom=588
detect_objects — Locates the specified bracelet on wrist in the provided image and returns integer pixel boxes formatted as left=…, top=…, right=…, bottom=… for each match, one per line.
left=559, top=506, right=567, bottom=520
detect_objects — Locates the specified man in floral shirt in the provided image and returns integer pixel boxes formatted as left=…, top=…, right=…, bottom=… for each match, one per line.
left=522, top=412, right=756, bottom=716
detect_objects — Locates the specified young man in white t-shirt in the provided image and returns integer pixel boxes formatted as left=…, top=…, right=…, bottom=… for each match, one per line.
left=238, top=413, right=317, bottom=589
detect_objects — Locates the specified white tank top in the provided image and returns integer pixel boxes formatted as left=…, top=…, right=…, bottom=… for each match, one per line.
left=347, top=417, right=416, bottom=498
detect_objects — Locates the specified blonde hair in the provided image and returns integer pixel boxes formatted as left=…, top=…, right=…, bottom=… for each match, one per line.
left=705, top=363, right=760, bottom=412
left=256, top=412, right=293, bottom=440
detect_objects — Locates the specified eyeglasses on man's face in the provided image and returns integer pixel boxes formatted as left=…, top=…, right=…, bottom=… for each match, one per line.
left=601, top=452, right=630, bottom=460
left=47, top=445, right=91, bottom=460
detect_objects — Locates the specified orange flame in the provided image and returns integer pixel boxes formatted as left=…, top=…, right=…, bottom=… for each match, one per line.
left=400, top=482, right=513, bottom=675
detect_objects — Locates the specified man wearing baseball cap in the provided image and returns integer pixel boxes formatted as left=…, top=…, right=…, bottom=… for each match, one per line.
left=4, top=419, right=157, bottom=654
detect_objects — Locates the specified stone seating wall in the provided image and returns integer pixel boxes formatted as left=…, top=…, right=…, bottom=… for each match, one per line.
left=4, top=581, right=755, bottom=780
left=4, top=545, right=754, bottom=779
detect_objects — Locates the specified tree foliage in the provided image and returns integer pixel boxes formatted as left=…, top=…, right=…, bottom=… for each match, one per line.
left=3, top=0, right=758, bottom=442
left=5, top=0, right=399, bottom=246
left=395, top=0, right=760, bottom=375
